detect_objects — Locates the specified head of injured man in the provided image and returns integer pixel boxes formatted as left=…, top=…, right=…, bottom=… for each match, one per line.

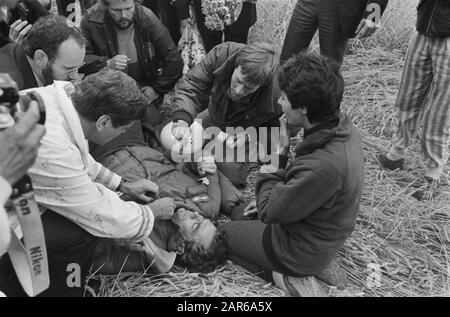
left=172, top=208, right=227, bottom=273
left=71, top=68, right=148, bottom=145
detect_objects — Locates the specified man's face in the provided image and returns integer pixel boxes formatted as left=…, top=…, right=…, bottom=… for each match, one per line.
left=106, top=0, right=135, bottom=30
left=40, top=37, right=86, bottom=85
left=278, top=91, right=306, bottom=128
left=172, top=208, right=217, bottom=249
left=229, top=66, right=261, bottom=101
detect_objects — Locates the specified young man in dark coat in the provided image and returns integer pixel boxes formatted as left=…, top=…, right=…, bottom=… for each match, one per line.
left=219, top=53, right=365, bottom=283
left=168, top=41, right=282, bottom=188
left=281, top=0, right=389, bottom=65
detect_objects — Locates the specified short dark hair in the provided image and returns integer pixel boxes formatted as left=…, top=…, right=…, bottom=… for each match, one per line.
left=235, top=42, right=278, bottom=87
left=71, top=68, right=148, bottom=127
left=177, top=231, right=227, bottom=273
left=22, top=15, right=85, bottom=60
left=278, top=53, right=344, bottom=123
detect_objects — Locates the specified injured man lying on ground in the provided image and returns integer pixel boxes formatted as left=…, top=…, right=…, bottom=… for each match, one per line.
left=89, top=116, right=244, bottom=274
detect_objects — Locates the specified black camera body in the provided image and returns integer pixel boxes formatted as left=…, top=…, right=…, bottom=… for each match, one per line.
left=10, top=0, right=50, bottom=25
left=0, top=73, right=46, bottom=128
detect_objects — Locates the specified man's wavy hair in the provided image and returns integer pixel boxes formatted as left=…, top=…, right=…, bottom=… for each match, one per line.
left=235, top=42, right=279, bottom=87
left=177, top=230, right=228, bottom=273
left=71, top=68, right=148, bottom=127
left=22, top=15, right=85, bottom=61
left=278, top=53, right=344, bottom=123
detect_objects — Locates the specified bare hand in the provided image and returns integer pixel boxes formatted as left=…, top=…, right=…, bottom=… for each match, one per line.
left=243, top=201, right=257, bottom=217
left=197, top=156, right=216, bottom=176
left=106, top=55, right=130, bottom=71
left=278, top=115, right=290, bottom=155
left=9, top=19, right=32, bottom=44
left=148, top=197, right=176, bottom=220
left=356, top=19, right=379, bottom=39
left=171, top=120, right=190, bottom=145
left=141, top=86, right=160, bottom=104
left=119, top=179, right=159, bottom=203
left=0, top=101, right=46, bottom=185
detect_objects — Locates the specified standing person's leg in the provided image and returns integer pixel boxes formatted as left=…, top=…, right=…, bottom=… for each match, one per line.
left=192, top=0, right=223, bottom=52
left=280, top=0, right=319, bottom=63
left=218, top=220, right=278, bottom=280
left=316, top=0, right=348, bottom=65
left=385, top=33, right=433, bottom=165
left=0, top=211, right=99, bottom=297
left=420, top=36, right=450, bottom=180
left=224, top=27, right=249, bottom=44
left=157, top=0, right=182, bottom=44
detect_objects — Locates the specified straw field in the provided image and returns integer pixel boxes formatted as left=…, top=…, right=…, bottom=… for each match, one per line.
left=89, top=0, right=449, bottom=297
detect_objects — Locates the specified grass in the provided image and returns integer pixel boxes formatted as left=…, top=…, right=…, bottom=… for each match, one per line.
left=89, top=0, right=449, bottom=297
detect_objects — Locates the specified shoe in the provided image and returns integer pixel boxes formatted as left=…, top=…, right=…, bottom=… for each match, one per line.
left=377, top=154, right=404, bottom=171
left=411, top=176, right=440, bottom=201
left=272, top=272, right=329, bottom=297
left=314, top=260, right=348, bottom=288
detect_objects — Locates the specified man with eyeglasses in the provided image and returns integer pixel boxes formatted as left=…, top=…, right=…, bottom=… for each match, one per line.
left=0, top=14, right=85, bottom=90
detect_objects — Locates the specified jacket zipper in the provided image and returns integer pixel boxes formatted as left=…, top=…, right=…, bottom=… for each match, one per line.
left=426, top=0, right=439, bottom=34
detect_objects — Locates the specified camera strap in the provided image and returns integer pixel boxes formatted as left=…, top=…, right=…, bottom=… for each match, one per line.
left=6, top=177, right=49, bottom=297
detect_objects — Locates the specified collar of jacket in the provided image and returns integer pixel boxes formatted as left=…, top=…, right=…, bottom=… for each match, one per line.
left=14, top=44, right=38, bottom=89
left=87, top=3, right=152, bottom=29
left=211, top=44, right=281, bottom=117
left=294, top=116, right=341, bottom=157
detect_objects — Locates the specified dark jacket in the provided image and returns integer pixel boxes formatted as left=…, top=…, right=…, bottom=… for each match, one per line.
left=256, top=114, right=365, bottom=276
left=0, top=43, right=38, bottom=90
left=416, top=0, right=450, bottom=37
left=337, top=0, right=389, bottom=38
left=170, top=42, right=282, bottom=129
left=80, top=3, right=183, bottom=94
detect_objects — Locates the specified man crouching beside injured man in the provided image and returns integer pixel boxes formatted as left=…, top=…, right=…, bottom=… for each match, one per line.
left=219, top=53, right=365, bottom=287
left=0, top=69, right=222, bottom=297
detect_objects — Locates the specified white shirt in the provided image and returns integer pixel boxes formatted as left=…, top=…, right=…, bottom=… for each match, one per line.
left=26, top=82, right=154, bottom=242
left=0, top=176, right=12, bottom=257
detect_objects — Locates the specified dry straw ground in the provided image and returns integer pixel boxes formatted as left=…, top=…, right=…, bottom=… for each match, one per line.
left=89, top=0, right=450, bottom=297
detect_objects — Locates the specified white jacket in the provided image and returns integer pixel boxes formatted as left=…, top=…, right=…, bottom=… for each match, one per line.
left=26, top=81, right=154, bottom=242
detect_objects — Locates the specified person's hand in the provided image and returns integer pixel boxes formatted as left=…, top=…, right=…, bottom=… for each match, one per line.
left=278, top=115, right=290, bottom=155
left=141, top=86, right=160, bottom=104
left=243, top=200, right=257, bottom=217
left=119, top=179, right=159, bottom=203
left=171, top=120, right=190, bottom=145
left=0, top=101, right=46, bottom=185
left=9, top=19, right=32, bottom=44
left=356, top=19, right=380, bottom=39
left=148, top=197, right=176, bottom=220
left=197, top=156, right=216, bottom=176
left=106, top=55, right=130, bottom=71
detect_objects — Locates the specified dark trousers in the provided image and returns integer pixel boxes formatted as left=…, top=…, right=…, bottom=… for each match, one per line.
left=193, top=0, right=252, bottom=52
left=142, top=0, right=182, bottom=44
left=281, top=0, right=349, bottom=65
left=218, top=220, right=277, bottom=281
left=0, top=211, right=98, bottom=297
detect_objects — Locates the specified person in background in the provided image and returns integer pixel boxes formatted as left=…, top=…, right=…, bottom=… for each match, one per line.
left=280, top=0, right=389, bottom=66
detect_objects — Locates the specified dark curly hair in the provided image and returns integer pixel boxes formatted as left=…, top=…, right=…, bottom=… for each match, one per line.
left=177, top=231, right=228, bottom=273
left=71, top=68, right=148, bottom=127
left=278, top=53, right=344, bottom=123
left=22, top=15, right=86, bottom=61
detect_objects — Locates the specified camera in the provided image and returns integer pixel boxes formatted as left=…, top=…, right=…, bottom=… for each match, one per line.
left=0, top=73, right=46, bottom=130
left=10, top=0, right=49, bottom=25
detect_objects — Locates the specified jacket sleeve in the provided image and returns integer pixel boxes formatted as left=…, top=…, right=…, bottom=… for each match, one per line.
left=255, top=162, right=341, bottom=224
left=29, top=141, right=154, bottom=242
left=364, top=0, right=389, bottom=20
left=80, top=16, right=109, bottom=75
left=149, top=11, right=184, bottom=94
left=175, top=0, right=191, bottom=20
left=170, top=43, right=234, bottom=124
